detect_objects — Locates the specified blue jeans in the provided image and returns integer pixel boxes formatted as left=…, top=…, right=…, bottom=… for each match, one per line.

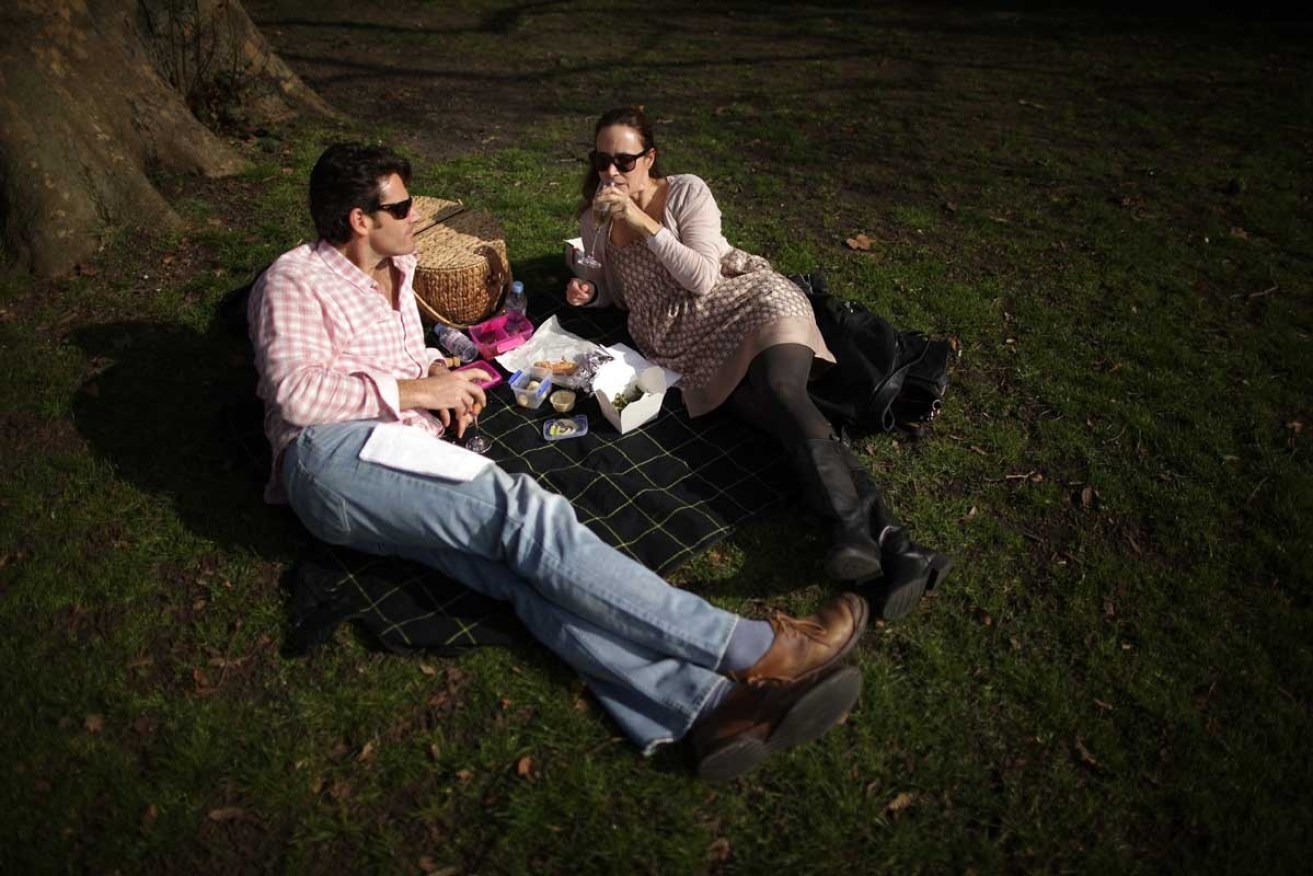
left=282, top=420, right=738, bottom=753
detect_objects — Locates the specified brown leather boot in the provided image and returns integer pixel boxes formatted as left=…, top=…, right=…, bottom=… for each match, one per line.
left=690, top=665, right=863, bottom=782
left=728, top=592, right=868, bottom=684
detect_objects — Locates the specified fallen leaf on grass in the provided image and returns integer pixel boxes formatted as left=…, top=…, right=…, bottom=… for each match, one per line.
left=357, top=741, right=377, bottom=762
left=708, top=837, right=732, bottom=862
left=515, top=755, right=534, bottom=778
left=1080, top=485, right=1095, bottom=508
left=1074, top=737, right=1099, bottom=767
left=208, top=807, right=245, bottom=822
left=419, top=663, right=437, bottom=676
left=885, top=792, right=916, bottom=814
left=844, top=233, right=874, bottom=251
left=1094, top=698, right=1114, bottom=712
left=943, top=201, right=958, bottom=213
left=1229, top=226, right=1250, bottom=240
left=84, top=714, right=105, bottom=734
left=455, top=769, right=473, bottom=782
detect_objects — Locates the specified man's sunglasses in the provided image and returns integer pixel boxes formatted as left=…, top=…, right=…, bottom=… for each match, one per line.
left=588, top=148, right=652, bottom=173
left=370, top=197, right=413, bottom=220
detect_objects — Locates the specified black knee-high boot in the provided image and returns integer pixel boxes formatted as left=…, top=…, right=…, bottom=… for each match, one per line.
left=843, top=456, right=953, bottom=620
left=792, top=438, right=884, bottom=581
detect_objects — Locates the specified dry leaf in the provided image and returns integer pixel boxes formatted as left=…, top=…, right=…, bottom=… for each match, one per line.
left=357, top=741, right=377, bottom=762
left=1093, top=698, right=1114, bottom=711
left=455, top=769, right=474, bottom=782
left=418, top=856, right=439, bottom=874
left=1074, top=737, right=1099, bottom=767
left=844, top=233, right=874, bottom=251
left=84, top=714, right=105, bottom=734
left=943, top=201, right=958, bottom=213
left=515, top=755, right=534, bottom=778
left=885, top=791, right=916, bottom=814
left=1229, top=226, right=1249, bottom=240
left=708, top=837, right=732, bottom=862
left=419, top=663, right=437, bottom=676
left=208, top=807, right=244, bottom=822
left=1080, top=486, right=1095, bottom=507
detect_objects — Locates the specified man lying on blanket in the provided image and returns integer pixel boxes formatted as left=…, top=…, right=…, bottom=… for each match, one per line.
left=248, top=142, right=870, bottom=781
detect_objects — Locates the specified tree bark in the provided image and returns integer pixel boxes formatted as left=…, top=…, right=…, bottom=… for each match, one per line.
left=0, top=0, right=334, bottom=277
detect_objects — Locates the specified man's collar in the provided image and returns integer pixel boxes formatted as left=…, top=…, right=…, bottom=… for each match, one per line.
left=313, top=239, right=380, bottom=292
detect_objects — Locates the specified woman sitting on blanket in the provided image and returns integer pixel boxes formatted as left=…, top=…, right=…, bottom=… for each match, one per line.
left=565, top=105, right=950, bottom=616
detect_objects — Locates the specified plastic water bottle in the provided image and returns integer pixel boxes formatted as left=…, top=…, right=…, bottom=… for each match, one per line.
left=432, top=324, right=479, bottom=364
left=505, top=280, right=527, bottom=318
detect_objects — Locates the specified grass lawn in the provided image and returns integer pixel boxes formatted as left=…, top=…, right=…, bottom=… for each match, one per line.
left=2, top=2, right=1311, bottom=873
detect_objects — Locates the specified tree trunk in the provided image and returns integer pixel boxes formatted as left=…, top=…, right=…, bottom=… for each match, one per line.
left=0, top=0, right=335, bottom=277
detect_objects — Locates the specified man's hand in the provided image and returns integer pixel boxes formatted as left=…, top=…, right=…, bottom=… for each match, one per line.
left=566, top=277, right=596, bottom=307
left=398, top=369, right=487, bottom=437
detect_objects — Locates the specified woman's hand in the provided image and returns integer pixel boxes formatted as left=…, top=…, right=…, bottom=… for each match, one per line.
left=596, top=186, right=660, bottom=238
left=566, top=277, right=596, bottom=307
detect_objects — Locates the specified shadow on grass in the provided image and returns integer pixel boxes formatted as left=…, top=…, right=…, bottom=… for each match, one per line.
left=68, top=298, right=304, bottom=561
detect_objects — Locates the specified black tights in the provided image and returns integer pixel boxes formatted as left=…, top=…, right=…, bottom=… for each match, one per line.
left=727, top=344, right=835, bottom=453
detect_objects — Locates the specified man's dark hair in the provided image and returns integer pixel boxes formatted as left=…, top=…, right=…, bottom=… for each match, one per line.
left=308, top=143, right=412, bottom=244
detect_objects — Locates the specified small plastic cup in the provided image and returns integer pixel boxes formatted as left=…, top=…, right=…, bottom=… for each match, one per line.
left=550, top=389, right=576, bottom=413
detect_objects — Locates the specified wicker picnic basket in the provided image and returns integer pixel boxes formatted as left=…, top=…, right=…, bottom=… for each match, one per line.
left=410, top=195, right=512, bottom=327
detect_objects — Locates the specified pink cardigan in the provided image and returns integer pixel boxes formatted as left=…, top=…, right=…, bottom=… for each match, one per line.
left=572, top=174, right=734, bottom=307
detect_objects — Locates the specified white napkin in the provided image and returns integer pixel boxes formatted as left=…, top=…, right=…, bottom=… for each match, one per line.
left=358, top=423, right=494, bottom=482
left=494, top=314, right=608, bottom=374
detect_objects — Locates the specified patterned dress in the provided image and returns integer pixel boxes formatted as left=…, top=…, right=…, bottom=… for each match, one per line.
left=608, top=243, right=831, bottom=416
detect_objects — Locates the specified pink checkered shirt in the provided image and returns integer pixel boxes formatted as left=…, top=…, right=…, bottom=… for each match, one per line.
left=248, top=240, right=444, bottom=501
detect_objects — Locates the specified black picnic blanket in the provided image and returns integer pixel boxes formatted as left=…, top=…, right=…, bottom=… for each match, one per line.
left=221, top=284, right=794, bottom=655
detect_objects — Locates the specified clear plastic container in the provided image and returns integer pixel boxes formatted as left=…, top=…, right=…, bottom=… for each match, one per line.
left=543, top=415, right=588, bottom=441
left=509, top=366, right=553, bottom=409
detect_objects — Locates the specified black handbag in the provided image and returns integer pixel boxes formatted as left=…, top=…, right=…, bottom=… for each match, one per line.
left=793, top=272, right=951, bottom=436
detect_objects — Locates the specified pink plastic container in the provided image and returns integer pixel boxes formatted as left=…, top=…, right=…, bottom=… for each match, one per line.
left=453, top=360, right=503, bottom=390
left=468, top=312, right=534, bottom=360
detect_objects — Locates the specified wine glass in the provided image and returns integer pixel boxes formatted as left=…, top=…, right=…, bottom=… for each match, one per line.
left=463, top=411, right=491, bottom=454
left=576, top=180, right=622, bottom=270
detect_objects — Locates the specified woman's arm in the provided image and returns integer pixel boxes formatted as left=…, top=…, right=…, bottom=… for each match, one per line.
left=645, top=176, right=727, bottom=296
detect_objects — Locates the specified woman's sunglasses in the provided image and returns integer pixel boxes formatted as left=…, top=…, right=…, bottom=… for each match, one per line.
left=370, top=197, right=414, bottom=220
left=588, top=148, right=652, bottom=173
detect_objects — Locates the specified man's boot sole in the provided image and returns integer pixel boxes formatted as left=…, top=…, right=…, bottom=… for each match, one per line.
left=696, top=666, right=864, bottom=783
